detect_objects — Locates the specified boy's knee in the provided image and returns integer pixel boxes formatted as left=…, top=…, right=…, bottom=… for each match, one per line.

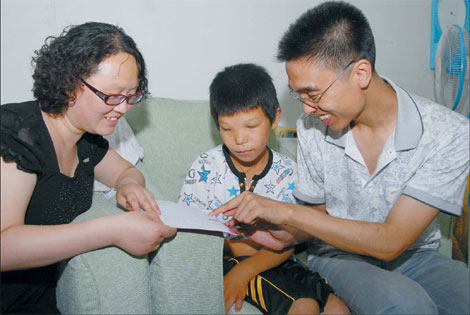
left=323, top=294, right=350, bottom=314
left=288, top=298, right=320, bottom=314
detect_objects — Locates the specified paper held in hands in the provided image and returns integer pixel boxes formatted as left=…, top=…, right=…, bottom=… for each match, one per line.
left=157, top=200, right=236, bottom=235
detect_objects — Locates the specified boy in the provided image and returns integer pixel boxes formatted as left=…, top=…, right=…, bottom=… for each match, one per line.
left=210, top=2, right=469, bottom=314
left=178, top=63, right=349, bottom=314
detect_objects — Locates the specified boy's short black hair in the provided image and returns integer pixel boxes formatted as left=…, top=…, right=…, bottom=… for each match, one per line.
left=209, top=63, right=280, bottom=128
left=277, top=1, right=376, bottom=72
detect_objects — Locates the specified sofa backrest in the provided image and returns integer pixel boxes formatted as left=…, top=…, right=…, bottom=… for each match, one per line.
left=125, top=97, right=297, bottom=202
left=125, top=97, right=218, bottom=201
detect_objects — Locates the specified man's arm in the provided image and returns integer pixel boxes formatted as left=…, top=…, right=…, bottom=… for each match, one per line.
left=285, top=195, right=439, bottom=260
left=211, top=192, right=439, bottom=261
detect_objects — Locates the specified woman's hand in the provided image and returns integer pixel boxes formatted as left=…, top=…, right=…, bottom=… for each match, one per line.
left=95, top=148, right=159, bottom=213
left=112, top=210, right=176, bottom=256
left=116, top=182, right=160, bottom=213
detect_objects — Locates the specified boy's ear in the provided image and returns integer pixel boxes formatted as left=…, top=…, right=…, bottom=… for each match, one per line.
left=271, top=108, right=282, bottom=129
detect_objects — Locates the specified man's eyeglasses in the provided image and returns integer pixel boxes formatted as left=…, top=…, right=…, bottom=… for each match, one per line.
left=81, top=79, right=143, bottom=106
left=290, top=60, right=356, bottom=109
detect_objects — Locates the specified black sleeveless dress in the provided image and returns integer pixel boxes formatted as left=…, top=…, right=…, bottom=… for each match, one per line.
left=1, top=101, right=109, bottom=313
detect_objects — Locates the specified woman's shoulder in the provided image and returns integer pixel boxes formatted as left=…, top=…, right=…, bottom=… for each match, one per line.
left=1, top=101, right=41, bottom=125
left=1, top=101, right=46, bottom=173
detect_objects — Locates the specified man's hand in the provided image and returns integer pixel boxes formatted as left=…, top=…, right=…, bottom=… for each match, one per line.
left=209, top=192, right=297, bottom=250
left=210, top=191, right=290, bottom=225
left=246, top=225, right=297, bottom=251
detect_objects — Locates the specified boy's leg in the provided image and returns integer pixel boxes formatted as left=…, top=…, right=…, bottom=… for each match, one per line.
left=223, top=256, right=270, bottom=313
left=288, top=298, right=319, bottom=314
left=259, top=259, right=333, bottom=314
left=307, top=251, right=438, bottom=314
left=322, top=294, right=350, bottom=315
left=391, top=249, right=469, bottom=314
left=225, top=257, right=332, bottom=314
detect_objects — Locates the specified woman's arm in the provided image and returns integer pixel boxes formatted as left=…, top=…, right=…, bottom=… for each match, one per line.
left=94, top=148, right=159, bottom=212
left=1, top=157, right=176, bottom=271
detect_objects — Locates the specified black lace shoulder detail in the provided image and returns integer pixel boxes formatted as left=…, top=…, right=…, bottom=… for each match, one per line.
left=1, top=102, right=44, bottom=174
left=78, top=132, right=109, bottom=166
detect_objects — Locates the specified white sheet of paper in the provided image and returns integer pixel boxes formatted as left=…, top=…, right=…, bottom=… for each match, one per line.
left=157, top=200, right=235, bottom=235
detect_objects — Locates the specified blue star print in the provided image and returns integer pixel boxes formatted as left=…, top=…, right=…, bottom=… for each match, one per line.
left=228, top=185, right=240, bottom=197
left=207, top=199, right=222, bottom=210
left=278, top=188, right=292, bottom=203
left=198, top=165, right=211, bottom=182
left=183, top=193, right=196, bottom=206
left=264, top=182, right=275, bottom=194
left=288, top=182, right=295, bottom=190
left=211, top=173, right=222, bottom=185
left=271, top=160, right=285, bottom=174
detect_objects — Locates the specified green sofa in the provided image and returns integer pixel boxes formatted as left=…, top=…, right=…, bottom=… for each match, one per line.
left=56, top=96, right=456, bottom=314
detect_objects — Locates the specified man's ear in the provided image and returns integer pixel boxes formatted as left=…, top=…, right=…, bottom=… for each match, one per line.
left=271, top=107, right=282, bottom=130
left=353, top=59, right=373, bottom=89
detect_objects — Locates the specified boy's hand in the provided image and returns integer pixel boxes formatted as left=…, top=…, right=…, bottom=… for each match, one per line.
left=224, top=265, right=251, bottom=314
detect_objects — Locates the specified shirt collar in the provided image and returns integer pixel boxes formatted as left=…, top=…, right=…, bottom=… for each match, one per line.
left=325, top=76, right=423, bottom=151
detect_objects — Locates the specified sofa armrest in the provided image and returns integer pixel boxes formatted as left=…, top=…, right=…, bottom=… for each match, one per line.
left=150, top=230, right=225, bottom=314
left=57, top=191, right=228, bottom=314
left=56, top=192, right=152, bottom=314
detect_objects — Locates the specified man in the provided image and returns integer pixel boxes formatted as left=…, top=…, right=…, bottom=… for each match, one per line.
left=211, top=2, right=469, bottom=314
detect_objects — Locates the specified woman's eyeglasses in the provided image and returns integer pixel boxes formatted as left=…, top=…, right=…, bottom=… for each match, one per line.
left=81, top=79, right=143, bottom=105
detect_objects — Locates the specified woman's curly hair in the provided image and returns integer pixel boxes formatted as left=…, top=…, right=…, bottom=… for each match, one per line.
left=32, top=22, right=149, bottom=114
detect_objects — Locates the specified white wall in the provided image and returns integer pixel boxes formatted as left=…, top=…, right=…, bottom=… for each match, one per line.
left=1, top=0, right=466, bottom=127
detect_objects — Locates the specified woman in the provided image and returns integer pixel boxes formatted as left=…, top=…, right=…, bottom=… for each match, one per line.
left=0, top=22, right=177, bottom=313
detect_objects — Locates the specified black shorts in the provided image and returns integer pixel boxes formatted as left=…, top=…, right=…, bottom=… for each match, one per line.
left=223, top=256, right=333, bottom=314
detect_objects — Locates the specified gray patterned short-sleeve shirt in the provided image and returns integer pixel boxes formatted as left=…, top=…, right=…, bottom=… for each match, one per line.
left=295, top=77, right=469, bottom=254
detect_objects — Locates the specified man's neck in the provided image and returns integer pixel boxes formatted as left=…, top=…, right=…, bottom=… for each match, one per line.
left=350, top=74, right=398, bottom=174
left=353, top=74, right=398, bottom=131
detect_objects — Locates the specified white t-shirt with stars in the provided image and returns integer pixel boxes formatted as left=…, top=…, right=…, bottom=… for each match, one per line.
left=178, top=144, right=297, bottom=238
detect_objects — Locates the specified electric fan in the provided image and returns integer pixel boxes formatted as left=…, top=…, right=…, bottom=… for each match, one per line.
left=434, top=24, right=470, bottom=118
